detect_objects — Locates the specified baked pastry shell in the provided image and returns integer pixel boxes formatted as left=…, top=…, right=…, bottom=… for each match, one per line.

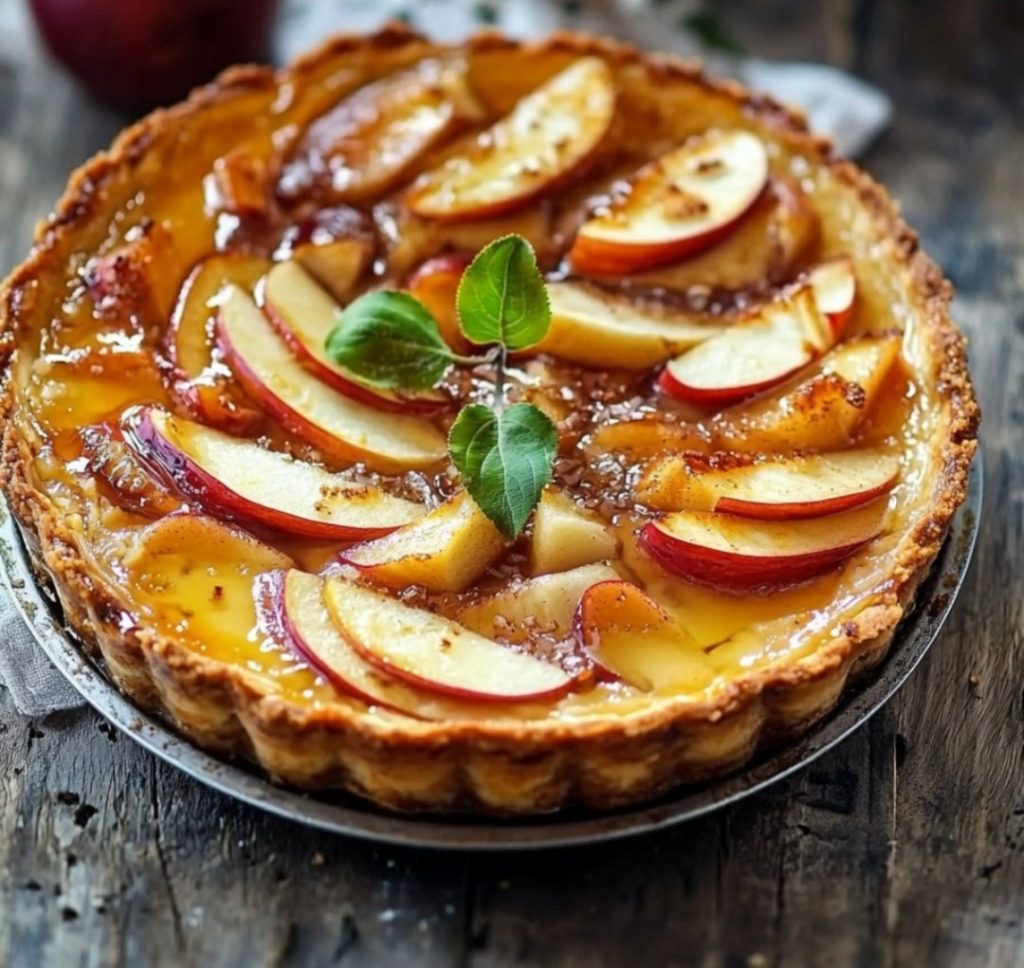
left=0, top=27, right=979, bottom=814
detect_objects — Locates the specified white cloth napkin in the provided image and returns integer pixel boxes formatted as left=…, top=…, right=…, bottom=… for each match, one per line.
left=1, top=0, right=891, bottom=717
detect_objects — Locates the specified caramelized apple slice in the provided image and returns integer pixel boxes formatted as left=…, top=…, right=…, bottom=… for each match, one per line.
left=323, top=577, right=574, bottom=703
left=456, top=562, right=619, bottom=641
left=217, top=286, right=447, bottom=472
left=658, top=285, right=832, bottom=406
left=808, top=256, right=857, bottom=336
left=405, top=253, right=474, bottom=351
left=125, top=512, right=294, bottom=642
left=338, top=491, right=505, bottom=592
left=122, top=406, right=424, bottom=540
left=535, top=281, right=724, bottom=369
left=406, top=57, right=617, bottom=222
left=640, top=499, right=887, bottom=591
left=271, top=571, right=540, bottom=720
left=166, top=251, right=270, bottom=432
left=263, top=260, right=446, bottom=414
left=570, top=130, right=769, bottom=276
left=629, top=175, right=818, bottom=292
left=637, top=449, right=901, bottom=519
left=78, top=422, right=180, bottom=517
left=206, top=149, right=270, bottom=218
left=528, top=488, right=617, bottom=575
left=279, top=59, right=484, bottom=204
left=575, top=580, right=714, bottom=692
left=711, top=333, right=902, bottom=453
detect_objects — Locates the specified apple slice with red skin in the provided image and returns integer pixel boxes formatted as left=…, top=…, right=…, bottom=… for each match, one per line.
left=808, top=257, right=856, bottom=336
left=574, top=580, right=714, bottom=691
left=322, top=576, right=575, bottom=703
left=264, top=570, right=544, bottom=719
left=278, top=58, right=484, bottom=204
left=636, top=449, right=901, bottom=519
left=658, top=286, right=833, bottom=406
left=263, top=260, right=446, bottom=414
left=640, top=498, right=887, bottom=592
left=165, top=251, right=270, bottom=433
left=121, top=405, right=424, bottom=541
left=406, top=57, right=617, bottom=222
left=217, top=286, right=447, bottom=472
left=405, top=253, right=474, bottom=352
left=338, top=491, right=506, bottom=592
left=535, top=280, right=725, bottom=369
left=570, top=129, right=769, bottom=276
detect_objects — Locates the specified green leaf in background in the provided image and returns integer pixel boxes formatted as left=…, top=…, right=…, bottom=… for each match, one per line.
left=678, top=12, right=746, bottom=56
left=325, top=291, right=454, bottom=391
left=448, top=402, right=558, bottom=539
left=456, top=235, right=551, bottom=351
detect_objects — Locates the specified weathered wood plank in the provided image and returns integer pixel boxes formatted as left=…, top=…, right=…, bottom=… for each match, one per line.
left=1, top=0, right=1022, bottom=965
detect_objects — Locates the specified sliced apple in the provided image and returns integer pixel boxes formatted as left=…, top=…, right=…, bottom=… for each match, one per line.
left=658, top=285, right=832, bottom=406
left=528, top=489, right=618, bottom=575
left=628, top=175, right=819, bottom=292
left=636, top=449, right=901, bottom=519
left=165, top=251, right=270, bottom=433
left=808, top=256, right=857, bottom=336
left=78, top=421, right=181, bottom=517
left=406, top=57, right=617, bottom=222
left=570, top=130, right=769, bottom=276
left=535, top=281, right=725, bottom=369
left=216, top=286, right=447, bottom=472
left=121, top=405, right=424, bottom=541
left=206, top=149, right=270, bottom=218
left=456, top=562, right=619, bottom=642
left=268, top=570, right=541, bottom=719
left=338, top=491, right=505, bottom=592
left=711, top=333, right=902, bottom=453
left=263, top=260, right=446, bottom=414
left=405, top=253, right=473, bottom=352
left=574, top=580, right=714, bottom=692
left=274, top=206, right=376, bottom=304
left=640, top=498, right=887, bottom=591
left=323, top=577, right=574, bottom=703
left=278, top=58, right=484, bottom=204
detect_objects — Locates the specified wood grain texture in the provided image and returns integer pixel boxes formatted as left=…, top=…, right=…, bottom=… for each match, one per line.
left=0, top=0, right=1022, bottom=965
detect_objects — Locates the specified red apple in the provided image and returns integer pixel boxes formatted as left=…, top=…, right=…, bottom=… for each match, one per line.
left=570, top=129, right=769, bottom=276
left=263, top=260, right=447, bottom=414
left=216, top=285, right=447, bottom=472
left=640, top=499, right=887, bottom=591
left=322, top=577, right=574, bottom=703
left=29, top=0, right=278, bottom=108
left=121, top=405, right=424, bottom=541
left=406, top=57, right=617, bottom=222
left=636, top=449, right=901, bottom=519
left=658, top=285, right=832, bottom=406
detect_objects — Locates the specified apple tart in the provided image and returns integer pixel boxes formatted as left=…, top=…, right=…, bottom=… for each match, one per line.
left=0, top=27, right=978, bottom=814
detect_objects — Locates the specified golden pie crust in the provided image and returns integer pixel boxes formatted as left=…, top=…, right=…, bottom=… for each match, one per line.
left=0, top=26, right=979, bottom=814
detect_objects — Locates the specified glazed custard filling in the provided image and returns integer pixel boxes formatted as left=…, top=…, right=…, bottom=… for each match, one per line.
left=9, top=39, right=946, bottom=725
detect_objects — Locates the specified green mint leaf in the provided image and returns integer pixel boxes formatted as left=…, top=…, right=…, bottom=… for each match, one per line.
left=325, top=291, right=454, bottom=391
left=678, top=12, right=745, bottom=56
left=456, top=235, right=551, bottom=351
left=448, top=402, right=558, bottom=539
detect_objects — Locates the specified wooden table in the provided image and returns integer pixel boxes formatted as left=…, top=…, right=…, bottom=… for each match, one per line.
left=1, top=1, right=1021, bottom=964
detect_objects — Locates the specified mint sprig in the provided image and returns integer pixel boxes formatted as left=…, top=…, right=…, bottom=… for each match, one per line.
left=325, top=235, right=556, bottom=538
